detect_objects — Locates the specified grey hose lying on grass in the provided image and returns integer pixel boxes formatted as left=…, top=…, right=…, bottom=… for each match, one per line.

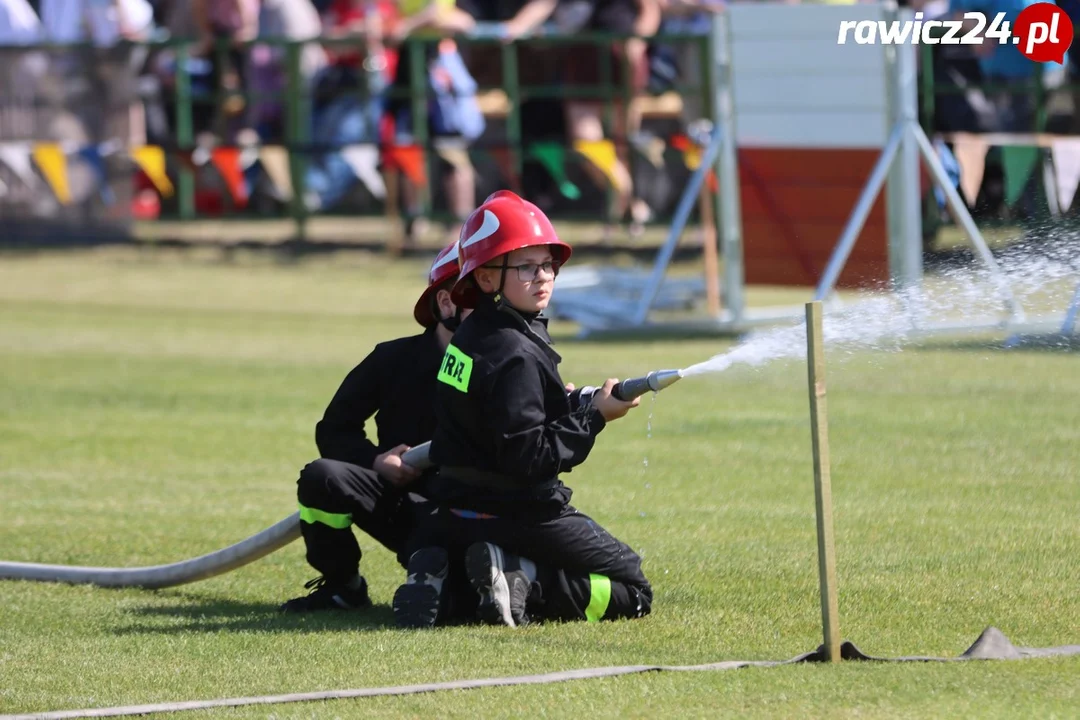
left=0, top=513, right=302, bottom=589
left=2, top=628, right=1078, bottom=720
left=0, top=370, right=680, bottom=590
left=0, top=447, right=432, bottom=589
left=0, top=444, right=436, bottom=590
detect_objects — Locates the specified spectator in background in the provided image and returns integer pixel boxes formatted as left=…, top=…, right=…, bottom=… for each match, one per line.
left=912, top=0, right=993, bottom=133
left=303, top=0, right=399, bottom=210
left=388, top=0, right=483, bottom=247
left=0, top=0, right=44, bottom=149
left=192, top=0, right=259, bottom=124
left=450, top=0, right=563, bottom=200
left=948, top=0, right=1042, bottom=133
left=1057, top=0, right=1080, bottom=133
left=323, top=0, right=398, bottom=80
left=648, top=0, right=723, bottom=130
left=949, top=0, right=1060, bottom=218
left=0, top=0, right=42, bottom=45
left=39, top=0, right=155, bottom=45
left=251, top=0, right=327, bottom=139
left=557, top=0, right=663, bottom=240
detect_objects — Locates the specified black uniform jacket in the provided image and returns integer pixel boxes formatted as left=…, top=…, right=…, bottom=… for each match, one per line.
left=428, top=297, right=607, bottom=516
left=315, top=326, right=444, bottom=484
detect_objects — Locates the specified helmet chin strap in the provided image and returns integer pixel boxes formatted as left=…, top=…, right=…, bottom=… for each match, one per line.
left=490, top=256, right=510, bottom=308
left=439, top=306, right=463, bottom=333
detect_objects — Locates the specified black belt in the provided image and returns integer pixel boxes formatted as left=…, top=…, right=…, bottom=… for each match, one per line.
left=442, top=466, right=559, bottom=493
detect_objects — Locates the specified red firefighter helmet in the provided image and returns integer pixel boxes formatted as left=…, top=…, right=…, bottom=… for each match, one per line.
left=451, top=190, right=573, bottom=307
left=413, top=239, right=461, bottom=328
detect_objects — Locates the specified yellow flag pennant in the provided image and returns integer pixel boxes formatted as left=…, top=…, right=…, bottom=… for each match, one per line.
left=950, top=134, right=988, bottom=207
left=258, top=146, right=293, bottom=202
left=131, top=146, right=175, bottom=197
left=32, top=143, right=71, bottom=204
left=573, top=139, right=624, bottom=192
left=633, top=136, right=666, bottom=169
left=683, top=145, right=704, bottom=171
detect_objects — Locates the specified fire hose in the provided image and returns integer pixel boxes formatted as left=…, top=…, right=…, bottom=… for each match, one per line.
left=0, top=371, right=681, bottom=589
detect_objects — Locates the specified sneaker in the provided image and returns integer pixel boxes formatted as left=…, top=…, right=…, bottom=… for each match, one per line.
left=464, top=542, right=535, bottom=628
left=392, top=547, right=449, bottom=629
left=280, top=575, right=371, bottom=613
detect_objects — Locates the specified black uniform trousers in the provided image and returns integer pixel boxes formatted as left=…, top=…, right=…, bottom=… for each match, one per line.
left=407, top=503, right=652, bottom=623
left=296, top=458, right=423, bottom=581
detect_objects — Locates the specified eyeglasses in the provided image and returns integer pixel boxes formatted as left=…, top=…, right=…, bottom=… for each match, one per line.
left=481, top=260, right=557, bottom=282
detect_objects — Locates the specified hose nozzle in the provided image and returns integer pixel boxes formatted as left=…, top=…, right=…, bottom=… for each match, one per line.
left=611, top=369, right=683, bottom=402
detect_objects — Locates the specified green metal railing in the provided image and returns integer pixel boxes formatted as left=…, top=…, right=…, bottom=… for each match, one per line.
left=0, top=32, right=1066, bottom=234
left=151, top=31, right=714, bottom=232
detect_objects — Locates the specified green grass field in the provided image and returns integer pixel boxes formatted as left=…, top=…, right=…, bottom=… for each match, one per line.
left=1, top=247, right=1078, bottom=719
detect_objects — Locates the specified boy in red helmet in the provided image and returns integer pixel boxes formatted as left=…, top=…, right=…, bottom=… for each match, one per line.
left=281, top=240, right=471, bottom=613
left=392, top=190, right=652, bottom=629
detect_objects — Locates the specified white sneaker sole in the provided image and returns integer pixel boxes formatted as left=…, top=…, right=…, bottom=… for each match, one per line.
left=466, top=542, right=515, bottom=628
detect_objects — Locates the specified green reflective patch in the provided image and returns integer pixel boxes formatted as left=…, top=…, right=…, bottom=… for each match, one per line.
left=585, top=573, right=612, bottom=623
left=298, top=504, right=352, bottom=530
left=437, top=343, right=473, bottom=393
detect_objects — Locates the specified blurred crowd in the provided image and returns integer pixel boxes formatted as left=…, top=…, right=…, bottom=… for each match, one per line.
left=1, top=0, right=1077, bottom=234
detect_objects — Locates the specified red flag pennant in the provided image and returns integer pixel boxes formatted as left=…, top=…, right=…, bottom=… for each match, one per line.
left=670, top=135, right=718, bottom=192
left=211, top=147, right=248, bottom=208
left=669, top=134, right=691, bottom=152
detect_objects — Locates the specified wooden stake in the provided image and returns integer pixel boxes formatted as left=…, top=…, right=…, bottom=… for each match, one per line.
left=699, top=184, right=722, bottom=317
left=805, top=300, right=842, bottom=663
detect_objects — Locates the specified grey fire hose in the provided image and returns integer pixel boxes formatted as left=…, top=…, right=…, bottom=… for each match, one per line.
left=0, top=513, right=302, bottom=589
left=0, top=370, right=682, bottom=589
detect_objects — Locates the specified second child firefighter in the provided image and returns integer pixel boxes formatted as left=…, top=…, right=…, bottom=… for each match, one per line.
left=281, top=240, right=469, bottom=613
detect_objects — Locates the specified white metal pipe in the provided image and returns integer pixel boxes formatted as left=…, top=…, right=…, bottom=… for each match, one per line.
left=1062, top=280, right=1080, bottom=334
left=814, top=122, right=904, bottom=302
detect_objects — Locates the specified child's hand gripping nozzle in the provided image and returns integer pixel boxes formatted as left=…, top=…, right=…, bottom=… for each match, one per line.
left=572, top=369, right=684, bottom=406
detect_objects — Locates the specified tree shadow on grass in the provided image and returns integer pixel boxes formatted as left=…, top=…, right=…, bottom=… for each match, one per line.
left=111, top=591, right=398, bottom=636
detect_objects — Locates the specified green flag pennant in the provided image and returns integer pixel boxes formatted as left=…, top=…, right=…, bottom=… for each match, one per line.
left=1001, top=145, right=1039, bottom=208
left=527, top=142, right=581, bottom=200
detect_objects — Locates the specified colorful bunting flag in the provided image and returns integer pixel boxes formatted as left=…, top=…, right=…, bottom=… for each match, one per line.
left=341, top=145, right=386, bottom=199
left=671, top=134, right=703, bottom=170
left=0, top=142, right=37, bottom=189
left=670, top=134, right=719, bottom=192
left=951, top=135, right=989, bottom=207
left=210, top=147, right=248, bottom=207
left=76, top=145, right=116, bottom=205
left=528, top=142, right=581, bottom=200
left=573, top=139, right=623, bottom=192
left=32, top=143, right=71, bottom=204
left=631, top=135, right=667, bottom=170
left=258, top=146, right=294, bottom=202
left=1001, top=145, right=1039, bottom=208
left=1051, top=138, right=1080, bottom=214
left=131, top=146, right=174, bottom=197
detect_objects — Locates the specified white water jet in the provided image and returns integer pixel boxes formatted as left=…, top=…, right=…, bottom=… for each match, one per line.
left=680, top=240, right=1080, bottom=378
